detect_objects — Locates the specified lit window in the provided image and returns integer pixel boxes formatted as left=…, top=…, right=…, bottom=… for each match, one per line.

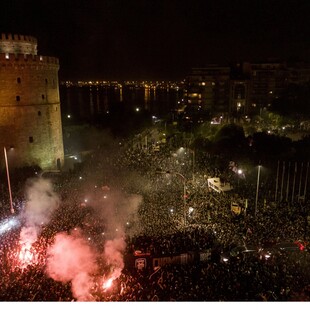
left=40, top=56, right=43, bottom=61
left=5, top=53, right=9, bottom=59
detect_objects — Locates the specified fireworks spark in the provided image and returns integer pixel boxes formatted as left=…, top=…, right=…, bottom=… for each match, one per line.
left=102, top=277, right=114, bottom=291
left=18, top=242, right=38, bottom=268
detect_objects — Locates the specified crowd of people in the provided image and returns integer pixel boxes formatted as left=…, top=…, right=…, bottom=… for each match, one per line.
left=0, top=133, right=309, bottom=301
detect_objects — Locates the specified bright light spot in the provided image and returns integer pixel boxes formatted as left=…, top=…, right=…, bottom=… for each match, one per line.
left=135, top=107, right=140, bottom=112
left=18, top=243, right=38, bottom=269
left=103, top=195, right=107, bottom=199
left=88, top=237, right=91, bottom=241
left=126, top=222, right=129, bottom=225
left=84, top=199, right=88, bottom=203
left=237, top=169, right=243, bottom=175
left=79, top=176, right=82, bottom=180
left=102, top=278, right=114, bottom=291
left=170, top=209, right=174, bottom=213
left=189, top=207, right=194, bottom=214
left=223, top=258, right=229, bottom=262
left=67, top=114, right=71, bottom=118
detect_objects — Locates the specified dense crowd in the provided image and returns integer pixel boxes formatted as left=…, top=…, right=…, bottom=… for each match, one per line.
left=0, top=136, right=309, bottom=301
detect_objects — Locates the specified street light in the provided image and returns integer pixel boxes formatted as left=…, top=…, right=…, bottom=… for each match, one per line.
left=156, top=169, right=187, bottom=226
left=189, top=148, right=195, bottom=181
left=4, top=147, right=14, bottom=214
left=255, top=165, right=261, bottom=218
left=179, top=147, right=195, bottom=181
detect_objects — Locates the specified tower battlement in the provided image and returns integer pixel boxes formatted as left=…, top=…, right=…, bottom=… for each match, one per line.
left=0, top=53, right=59, bottom=66
left=0, top=33, right=38, bottom=55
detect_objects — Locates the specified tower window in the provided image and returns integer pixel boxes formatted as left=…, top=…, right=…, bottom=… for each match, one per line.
left=45, top=78, right=48, bottom=84
left=42, top=94, right=45, bottom=99
left=29, top=137, right=34, bottom=143
left=38, top=111, right=41, bottom=116
left=16, top=96, right=20, bottom=101
left=17, top=77, right=21, bottom=84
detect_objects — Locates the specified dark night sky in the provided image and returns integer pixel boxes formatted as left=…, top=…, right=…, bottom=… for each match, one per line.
left=1, top=0, right=310, bottom=81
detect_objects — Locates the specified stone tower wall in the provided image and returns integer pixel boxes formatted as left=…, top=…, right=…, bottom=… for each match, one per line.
left=0, top=33, right=37, bottom=55
left=0, top=34, right=64, bottom=170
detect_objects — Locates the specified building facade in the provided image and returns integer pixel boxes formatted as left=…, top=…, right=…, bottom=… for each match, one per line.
left=185, top=60, right=310, bottom=117
left=0, top=33, right=64, bottom=170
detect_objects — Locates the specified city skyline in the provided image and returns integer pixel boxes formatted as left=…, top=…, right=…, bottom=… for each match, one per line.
left=1, top=0, right=310, bottom=81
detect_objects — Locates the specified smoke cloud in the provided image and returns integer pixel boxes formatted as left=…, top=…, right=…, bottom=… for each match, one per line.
left=19, top=177, right=60, bottom=247
left=103, top=237, right=126, bottom=279
left=22, top=177, right=60, bottom=227
left=45, top=230, right=98, bottom=301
